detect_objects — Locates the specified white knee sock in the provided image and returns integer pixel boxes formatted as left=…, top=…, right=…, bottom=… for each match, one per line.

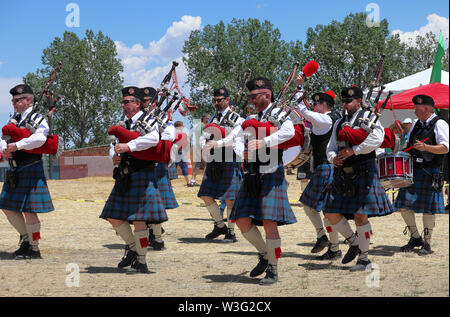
left=304, top=206, right=325, bottom=238
left=423, top=214, right=436, bottom=244
left=153, top=224, right=163, bottom=243
left=6, top=212, right=28, bottom=241
left=134, top=229, right=149, bottom=264
left=266, top=238, right=281, bottom=274
left=332, top=217, right=358, bottom=246
left=324, top=217, right=339, bottom=251
left=242, top=225, right=267, bottom=258
left=26, top=222, right=41, bottom=251
left=114, top=222, right=136, bottom=251
left=400, top=209, right=420, bottom=238
left=206, top=202, right=225, bottom=228
left=226, top=207, right=235, bottom=234
left=356, top=222, right=372, bottom=262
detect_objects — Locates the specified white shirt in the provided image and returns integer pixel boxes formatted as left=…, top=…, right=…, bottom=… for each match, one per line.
left=327, top=108, right=385, bottom=163
left=1, top=106, right=49, bottom=152
left=407, top=114, right=449, bottom=150
left=296, top=99, right=333, bottom=136
left=109, top=111, right=160, bottom=158
left=209, top=107, right=246, bottom=159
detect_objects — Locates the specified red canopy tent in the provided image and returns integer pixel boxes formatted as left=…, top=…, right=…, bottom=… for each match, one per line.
left=378, top=82, right=449, bottom=110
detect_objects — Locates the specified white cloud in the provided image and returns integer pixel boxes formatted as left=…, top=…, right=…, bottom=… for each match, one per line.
left=0, top=77, right=22, bottom=123
left=392, top=14, right=449, bottom=45
left=256, top=3, right=268, bottom=9
left=115, top=15, right=202, bottom=91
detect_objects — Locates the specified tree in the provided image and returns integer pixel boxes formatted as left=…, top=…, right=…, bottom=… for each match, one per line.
left=182, top=18, right=304, bottom=117
left=302, top=13, right=414, bottom=106
left=24, top=30, right=123, bottom=149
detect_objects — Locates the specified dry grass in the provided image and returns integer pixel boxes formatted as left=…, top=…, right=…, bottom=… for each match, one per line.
left=0, top=173, right=448, bottom=297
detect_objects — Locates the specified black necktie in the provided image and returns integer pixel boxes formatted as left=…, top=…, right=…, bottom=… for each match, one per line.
left=125, top=118, right=132, bottom=130
left=258, top=111, right=263, bottom=120
left=216, top=113, right=222, bottom=122
left=14, top=113, right=21, bottom=122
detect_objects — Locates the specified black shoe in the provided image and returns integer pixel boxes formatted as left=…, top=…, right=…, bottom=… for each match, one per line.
left=131, top=261, right=150, bottom=273
left=250, top=254, right=269, bottom=277
left=418, top=242, right=432, bottom=256
left=118, top=246, right=137, bottom=268
left=150, top=240, right=165, bottom=251
left=350, top=259, right=372, bottom=272
left=400, top=236, right=424, bottom=252
left=205, top=224, right=228, bottom=240
left=311, top=235, right=329, bottom=253
left=317, top=247, right=342, bottom=261
left=15, top=248, right=42, bottom=260
left=12, top=240, right=30, bottom=258
left=342, top=245, right=361, bottom=264
left=259, top=265, right=278, bottom=285
left=223, top=229, right=237, bottom=243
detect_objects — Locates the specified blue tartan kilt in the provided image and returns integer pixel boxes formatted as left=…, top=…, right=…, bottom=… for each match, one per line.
left=324, top=164, right=394, bottom=217
left=100, top=166, right=167, bottom=223
left=197, top=161, right=243, bottom=201
left=230, top=164, right=297, bottom=226
left=168, top=164, right=178, bottom=180
left=0, top=160, right=54, bottom=213
left=299, top=163, right=333, bottom=212
left=394, top=167, right=445, bottom=214
left=156, top=163, right=178, bottom=209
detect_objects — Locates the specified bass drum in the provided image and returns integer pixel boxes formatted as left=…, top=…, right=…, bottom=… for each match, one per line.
left=282, top=145, right=311, bottom=169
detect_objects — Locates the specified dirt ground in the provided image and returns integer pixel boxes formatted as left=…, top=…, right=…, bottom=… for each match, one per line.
left=0, top=172, right=448, bottom=298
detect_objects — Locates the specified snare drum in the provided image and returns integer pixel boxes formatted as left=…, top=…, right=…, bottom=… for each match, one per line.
left=282, top=145, right=311, bottom=168
left=376, top=152, right=413, bottom=188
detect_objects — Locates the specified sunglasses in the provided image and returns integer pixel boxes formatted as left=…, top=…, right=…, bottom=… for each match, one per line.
left=12, top=96, right=27, bottom=103
left=213, top=97, right=226, bottom=103
left=121, top=100, right=135, bottom=105
left=342, top=98, right=354, bottom=104
left=248, top=92, right=266, bottom=100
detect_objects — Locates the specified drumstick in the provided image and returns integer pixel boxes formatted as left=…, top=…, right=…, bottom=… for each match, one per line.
left=403, top=137, right=430, bottom=152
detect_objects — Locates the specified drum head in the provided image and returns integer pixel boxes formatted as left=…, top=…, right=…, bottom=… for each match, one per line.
left=283, top=146, right=301, bottom=166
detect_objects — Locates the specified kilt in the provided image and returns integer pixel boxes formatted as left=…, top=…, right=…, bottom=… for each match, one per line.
left=324, top=163, right=394, bottom=217
left=230, top=164, right=297, bottom=226
left=156, top=163, right=178, bottom=209
left=197, top=161, right=243, bottom=201
left=100, top=165, right=167, bottom=223
left=168, top=164, right=178, bottom=180
left=0, top=160, right=54, bottom=213
left=394, top=167, right=445, bottom=214
left=299, top=163, right=333, bottom=212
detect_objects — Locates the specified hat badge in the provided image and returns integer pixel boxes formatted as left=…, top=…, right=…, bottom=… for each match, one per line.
left=144, top=88, right=149, bottom=95
left=348, top=89, right=354, bottom=96
left=219, top=89, right=225, bottom=94
left=17, top=87, right=23, bottom=94
left=314, top=95, right=320, bottom=101
left=417, top=97, right=423, bottom=104
left=129, top=88, right=134, bottom=95
left=255, top=80, right=264, bottom=88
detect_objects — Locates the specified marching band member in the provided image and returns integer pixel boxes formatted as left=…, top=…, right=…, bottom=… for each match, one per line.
left=100, top=86, right=167, bottom=273
left=198, top=88, right=244, bottom=242
left=394, top=95, right=449, bottom=255
left=295, top=87, right=342, bottom=260
left=141, top=87, right=178, bottom=251
left=229, top=78, right=297, bottom=285
left=0, top=84, right=55, bottom=259
left=324, top=86, right=394, bottom=272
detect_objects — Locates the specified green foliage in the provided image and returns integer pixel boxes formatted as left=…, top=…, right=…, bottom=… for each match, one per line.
left=183, top=18, right=304, bottom=117
left=24, top=30, right=123, bottom=149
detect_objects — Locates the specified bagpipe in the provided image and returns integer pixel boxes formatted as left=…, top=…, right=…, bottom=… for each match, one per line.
left=107, top=61, right=190, bottom=164
left=335, top=55, right=401, bottom=152
left=202, top=69, right=253, bottom=142
left=241, top=60, right=319, bottom=150
left=1, top=62, right=63, bottom=158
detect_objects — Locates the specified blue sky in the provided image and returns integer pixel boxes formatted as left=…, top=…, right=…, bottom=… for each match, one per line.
left=0, top=0, right=448, bottom=130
